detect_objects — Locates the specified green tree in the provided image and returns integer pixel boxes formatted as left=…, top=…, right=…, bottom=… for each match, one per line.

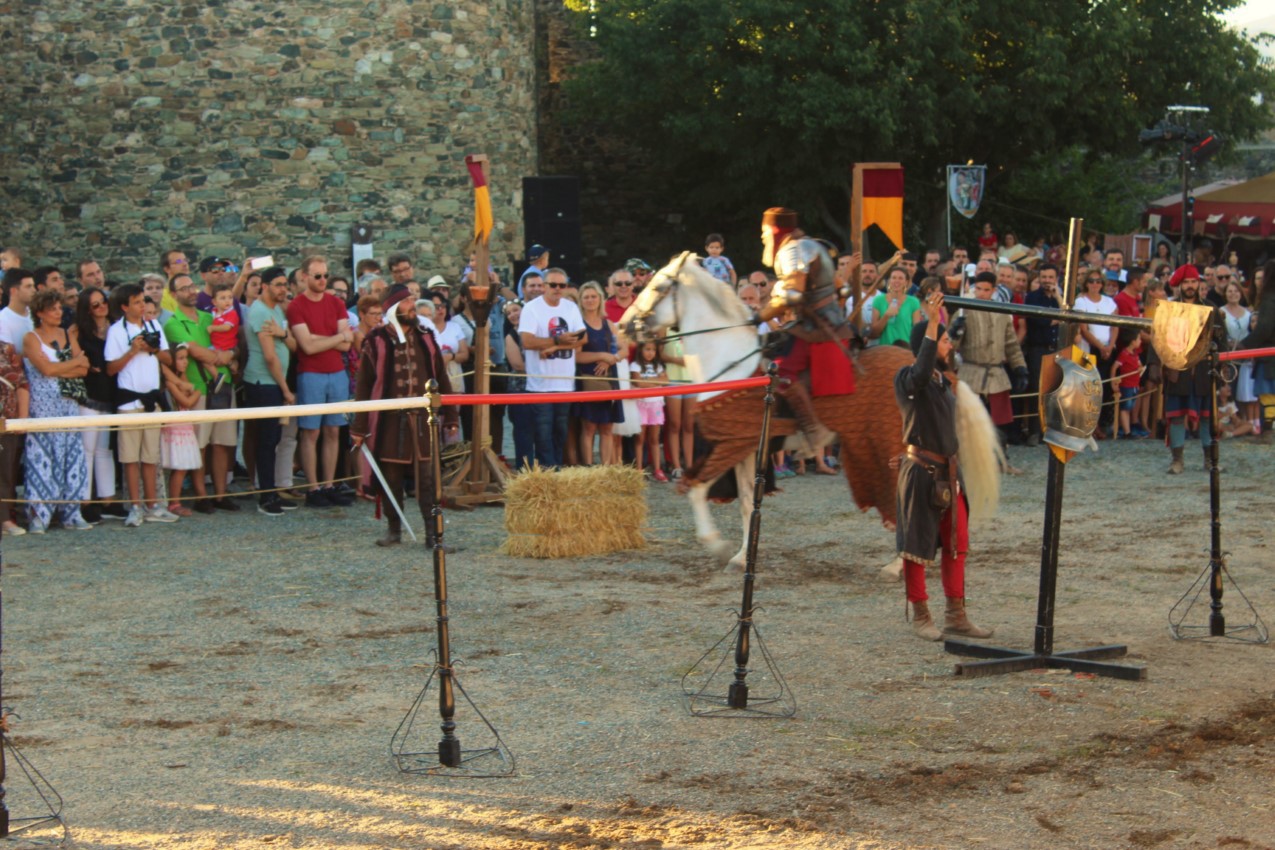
left=563, top=0, right=1274, bottom=253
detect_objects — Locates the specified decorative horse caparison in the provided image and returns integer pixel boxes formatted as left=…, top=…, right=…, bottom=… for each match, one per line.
left=620, top=252, right=910, bottom=568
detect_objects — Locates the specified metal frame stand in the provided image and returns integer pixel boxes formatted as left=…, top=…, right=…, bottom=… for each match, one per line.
left=0, top=548, right=68, bottom=844
left=391, top=383, right=514, bottom=777
left=946, top=217, right=1145, bottom=681
left=1168, top=329, right=1268, bottom=643
left=945, top=446, right=1147, bottom=680
left=682, top=367, right=796, bottom=718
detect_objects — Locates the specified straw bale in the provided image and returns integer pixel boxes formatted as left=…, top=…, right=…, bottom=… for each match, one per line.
left=501, top=465, right=648, bottom=558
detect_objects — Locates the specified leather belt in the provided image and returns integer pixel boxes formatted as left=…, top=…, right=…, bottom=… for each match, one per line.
left=905, top=444, right=958, bottom=485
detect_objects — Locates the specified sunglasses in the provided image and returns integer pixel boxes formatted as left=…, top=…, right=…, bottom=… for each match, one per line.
left=614, top=281, right=633, bottom=287
left=1217, top=275, right=1231, bottom=280
left=311, top=273, right=329, bottom=280
left=91, top=300, right=107, bottom=308
left=548, top=282, right=568, bottom=289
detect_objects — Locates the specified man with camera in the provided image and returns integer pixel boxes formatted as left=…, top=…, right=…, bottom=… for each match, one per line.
left=518, top=267, right=585, bottom=468
left=106, top=283, right=179, bottom=527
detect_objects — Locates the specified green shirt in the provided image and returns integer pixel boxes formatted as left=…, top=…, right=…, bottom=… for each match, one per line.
left=871, top=293, right=922, bottom=347
left=163, top=309, right=228, bottom=393
left=244, top=300, right=290, bottom=386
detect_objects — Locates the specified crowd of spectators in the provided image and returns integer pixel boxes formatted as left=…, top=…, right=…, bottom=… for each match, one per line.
left=0, top=226, right=1270, bottom=537
left=822, top=230, right=1275, bottom=451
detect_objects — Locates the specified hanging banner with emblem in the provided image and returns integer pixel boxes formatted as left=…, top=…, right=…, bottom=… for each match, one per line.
left=948, top=165, right=986, bottom=219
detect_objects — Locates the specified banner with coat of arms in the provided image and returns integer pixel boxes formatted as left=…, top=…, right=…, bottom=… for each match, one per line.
left=948, top=165, right=986, bottom=219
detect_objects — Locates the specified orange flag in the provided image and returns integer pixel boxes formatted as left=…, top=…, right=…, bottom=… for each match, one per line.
left=465, top=155, right=493, bottom=244
left=861, top=166, right=904, bottom=252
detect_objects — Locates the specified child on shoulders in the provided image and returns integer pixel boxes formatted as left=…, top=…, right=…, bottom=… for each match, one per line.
left=699, top=233, right=737, bottom=287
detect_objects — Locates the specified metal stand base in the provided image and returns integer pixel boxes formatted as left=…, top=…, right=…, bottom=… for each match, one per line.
left=1169, top=561, right=1269, bottom=644
left=945, top=639, right=1146, bottom=680
left=390, top=662, right=515, bottom=778
left=0, top=733, right=67, bottom=844
left=681, top=619, right=796, bottom=718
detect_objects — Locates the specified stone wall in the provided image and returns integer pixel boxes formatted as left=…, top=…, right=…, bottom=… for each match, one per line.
left=0, top=0, right=538, bottom=281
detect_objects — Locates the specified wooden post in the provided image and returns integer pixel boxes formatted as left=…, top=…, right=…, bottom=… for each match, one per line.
left=445, top=154, right=507, bottom=506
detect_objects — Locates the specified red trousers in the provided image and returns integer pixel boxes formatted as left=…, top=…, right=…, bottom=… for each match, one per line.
left=903, top=494, right=967, bottom=603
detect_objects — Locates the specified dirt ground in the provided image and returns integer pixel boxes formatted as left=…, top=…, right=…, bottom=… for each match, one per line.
left=4, top=436, right=1275, bottom=850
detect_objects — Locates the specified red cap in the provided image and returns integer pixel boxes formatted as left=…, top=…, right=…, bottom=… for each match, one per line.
left=1168, top=264, right=1200, bottom=288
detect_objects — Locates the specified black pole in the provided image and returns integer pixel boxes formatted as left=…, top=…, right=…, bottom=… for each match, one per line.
left=1034, top=452, right=1066, bottom=657
left=426, top=381, right=461, bottom=768
left=942, top=296, right=1153, bottom=333
left=0, top=546, right=9, bottom=837
left=728, top=365, right=779, bottom=709
left=1205, top=322, right=1226, bottom=636
left=1181, top=144, right=1192, bottom=266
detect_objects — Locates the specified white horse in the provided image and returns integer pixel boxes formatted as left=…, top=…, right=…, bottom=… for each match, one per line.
left=620, top=252, right=915, bottom=569
left=620, top=253, right=768, bottom=567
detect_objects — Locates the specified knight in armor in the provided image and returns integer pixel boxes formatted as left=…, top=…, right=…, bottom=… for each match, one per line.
left=1148, top=265, right=1220, bottom=474
left=757, top=207, right=852, bottom=452
left=893, top=292, right=993, bottom=642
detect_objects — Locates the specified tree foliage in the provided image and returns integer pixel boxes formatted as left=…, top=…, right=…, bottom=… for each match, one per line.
left=562, top=0, right=1275, bottom=251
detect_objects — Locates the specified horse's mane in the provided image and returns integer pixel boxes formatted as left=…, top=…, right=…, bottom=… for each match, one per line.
left=675, top=254, right=754, bottom=326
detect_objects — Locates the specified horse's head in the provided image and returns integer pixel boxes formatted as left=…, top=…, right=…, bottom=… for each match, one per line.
left=619, top=252, right=693, bottom=343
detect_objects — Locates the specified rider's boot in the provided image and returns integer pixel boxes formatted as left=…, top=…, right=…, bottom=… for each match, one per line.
left=780, top=378, right=835, bottom=456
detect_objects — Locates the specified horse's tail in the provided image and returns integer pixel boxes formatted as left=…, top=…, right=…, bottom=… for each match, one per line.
left=955, top=380, right=1005, bottom=523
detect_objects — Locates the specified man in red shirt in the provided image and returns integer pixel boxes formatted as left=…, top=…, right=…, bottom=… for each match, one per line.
left=1114, top=267, right=1147, bottom=319
left=286, top=256, right=354, bottom=507
left=603, top=267, right=635, bottom=324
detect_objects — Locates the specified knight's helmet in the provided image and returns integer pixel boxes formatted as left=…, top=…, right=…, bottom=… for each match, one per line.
left=1038, top=352, right=1102, bottom=453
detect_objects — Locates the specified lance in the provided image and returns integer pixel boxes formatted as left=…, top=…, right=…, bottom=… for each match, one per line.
left=942, top=295, right=1154, bottom=332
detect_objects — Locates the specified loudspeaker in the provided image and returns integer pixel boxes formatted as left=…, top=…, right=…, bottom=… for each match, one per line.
left=523, top=176, right=582, bottom=283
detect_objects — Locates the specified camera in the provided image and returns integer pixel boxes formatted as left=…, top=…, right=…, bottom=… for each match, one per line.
left=139, top=330, right=162, bottom=350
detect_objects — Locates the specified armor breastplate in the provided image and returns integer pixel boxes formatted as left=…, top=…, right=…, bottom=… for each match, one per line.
left=773, top=237, right=842, bottom=335
left=1040, top=353, right=1101, bottom=453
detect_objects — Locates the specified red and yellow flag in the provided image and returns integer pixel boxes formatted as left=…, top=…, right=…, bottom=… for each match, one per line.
left=861, top=166, right=905, bottom=251
left=465, top=154, right=493, bottom=244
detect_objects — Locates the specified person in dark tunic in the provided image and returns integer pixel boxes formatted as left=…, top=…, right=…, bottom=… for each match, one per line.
left=1148, top=265, right=1221, bottom=473
left=894, top=291, right=993, bottom=642
left=351, top=286, right=459, bottom=548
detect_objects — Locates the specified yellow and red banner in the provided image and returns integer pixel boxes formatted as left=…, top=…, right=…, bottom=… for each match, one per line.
left=860, top=166, right=904, bottom=251
left=465, top=154, right=493, bottom=244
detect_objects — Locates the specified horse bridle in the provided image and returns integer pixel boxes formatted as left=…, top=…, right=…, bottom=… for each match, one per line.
left=628, top=253, right=764, bottom=381
left=629, top=253, right=758, bottom=345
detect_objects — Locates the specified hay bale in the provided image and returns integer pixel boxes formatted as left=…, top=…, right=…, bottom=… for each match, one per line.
left=501, top=465, right=648, bottom=558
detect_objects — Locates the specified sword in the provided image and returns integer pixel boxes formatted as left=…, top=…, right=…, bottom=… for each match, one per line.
left=359, top=443, right=419, bottom=542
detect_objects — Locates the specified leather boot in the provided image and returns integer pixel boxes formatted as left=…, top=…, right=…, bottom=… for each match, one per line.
left=376, top=519, right=402, bottom=547
left=780, top=379, right=835, bottom=456
left=1167, top=447, right=1185, bottom=475
left=944, top=597, right=994, bottom=638
left=910, top=600, right=942, bottom=642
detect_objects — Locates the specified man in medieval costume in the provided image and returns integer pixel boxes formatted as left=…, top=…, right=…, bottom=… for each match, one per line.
left=893, top=291, right=993, bottom=642
left=1149, top=264, right=1220, bottom=474
left=352, top=286, right=460, bottom=547
left=758, top=206, right=854, bottom=452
